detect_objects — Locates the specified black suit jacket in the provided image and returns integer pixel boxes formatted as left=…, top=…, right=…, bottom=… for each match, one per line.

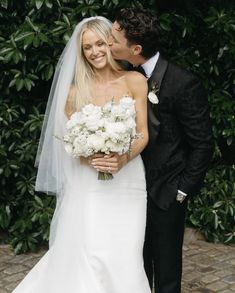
left=141, top=55, right=214, bottom=210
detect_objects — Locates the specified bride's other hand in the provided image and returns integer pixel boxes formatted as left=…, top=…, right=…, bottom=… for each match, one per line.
left=91, top=153, right=128, bottom=174
left=80, top=153, right=105, bottom=166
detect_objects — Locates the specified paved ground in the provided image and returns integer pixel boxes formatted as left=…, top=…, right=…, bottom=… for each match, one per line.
left=0, top=229, right=235, bottom=293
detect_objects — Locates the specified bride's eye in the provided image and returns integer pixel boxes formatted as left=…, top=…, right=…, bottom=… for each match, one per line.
left=97, top=41, right=105, bottom=47
left=83, top=45, right=92, bottom=51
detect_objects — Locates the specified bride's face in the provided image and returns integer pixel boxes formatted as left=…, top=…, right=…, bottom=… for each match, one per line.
left=82, top=29, right=109, bottom=69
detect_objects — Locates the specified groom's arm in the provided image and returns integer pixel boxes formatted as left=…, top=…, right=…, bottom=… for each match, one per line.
left=176, top=75, right=214, bottom=196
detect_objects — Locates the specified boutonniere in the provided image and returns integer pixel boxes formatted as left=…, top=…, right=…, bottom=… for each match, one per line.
left=148, top=82, right=159, bottom=104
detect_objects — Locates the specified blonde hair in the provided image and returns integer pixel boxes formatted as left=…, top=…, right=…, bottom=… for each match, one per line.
left=71, top=18, right=121, bottom=111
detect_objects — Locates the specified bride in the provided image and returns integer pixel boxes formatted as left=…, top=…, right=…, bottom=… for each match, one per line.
left=12, top=16, right=150, bottom=293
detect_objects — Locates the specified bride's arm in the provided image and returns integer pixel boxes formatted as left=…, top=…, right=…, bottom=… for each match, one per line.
left=65, top=86, right=76, bottom=119
left=91, top=72, right=148, bottom=173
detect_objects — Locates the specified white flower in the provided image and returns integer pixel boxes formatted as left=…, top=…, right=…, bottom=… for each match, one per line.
left=82, top=104, right=102, bottom=131
left=71, top=126, right=81, bottom=136
left=82, top=104, right=100, bottom=115
left=102, top=101, right=112, bottom=112
left=64, top=143, right=73, bottom=155
left=87, top=134, right=105, bottom=152
left=105, top=122, right=127, bottom=134
left=105, top=140, right=120, bottom=152
left=62, top=94, right=142, bottom=171
left=120, top=96, right=135, bottom=108
left=148, top=91, right=159, bottom=104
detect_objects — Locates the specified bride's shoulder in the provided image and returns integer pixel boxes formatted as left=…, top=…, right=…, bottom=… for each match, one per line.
left=122, top=71, right=147, bottom=96
left=124, top=71, right=147, bottom=85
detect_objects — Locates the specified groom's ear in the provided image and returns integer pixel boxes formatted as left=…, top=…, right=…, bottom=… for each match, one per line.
left=131, top=45, right=142, bottom=56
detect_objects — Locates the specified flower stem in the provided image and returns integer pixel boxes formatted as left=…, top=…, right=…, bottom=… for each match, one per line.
left=98, top=171, right=113, bottom=180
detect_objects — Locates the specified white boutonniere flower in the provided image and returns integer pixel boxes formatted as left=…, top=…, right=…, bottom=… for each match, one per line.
left=148, top=83, right=159, bottom=104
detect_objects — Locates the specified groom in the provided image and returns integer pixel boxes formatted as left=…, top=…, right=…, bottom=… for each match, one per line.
left=92, top=8, right=214, bottom=293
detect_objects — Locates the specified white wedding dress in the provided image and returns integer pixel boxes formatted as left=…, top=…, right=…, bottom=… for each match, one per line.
left=12, top=109, right=151, bottom=293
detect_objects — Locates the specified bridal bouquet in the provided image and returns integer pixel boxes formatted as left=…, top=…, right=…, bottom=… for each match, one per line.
left=63, top=96, right=138, bottom=180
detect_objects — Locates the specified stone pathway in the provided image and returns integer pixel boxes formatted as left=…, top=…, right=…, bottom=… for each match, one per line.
left=0, top=230, right=235, bottom=293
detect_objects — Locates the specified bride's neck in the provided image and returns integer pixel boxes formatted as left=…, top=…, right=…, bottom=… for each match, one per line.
left=94, top=67, right=119, bottom=84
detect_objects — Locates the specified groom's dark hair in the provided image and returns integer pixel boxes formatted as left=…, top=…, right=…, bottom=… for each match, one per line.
left=115, top=8, right=161, bottom=59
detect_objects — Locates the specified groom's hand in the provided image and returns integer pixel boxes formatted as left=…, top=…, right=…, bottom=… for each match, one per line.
left=90, top=153, right=128, bottom=174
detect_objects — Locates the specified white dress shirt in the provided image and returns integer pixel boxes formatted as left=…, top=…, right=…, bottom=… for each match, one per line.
left=142, top=52, right=160, bottom=79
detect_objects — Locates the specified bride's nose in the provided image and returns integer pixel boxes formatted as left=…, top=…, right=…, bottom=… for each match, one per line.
left=108, top=36, right=113, bottom=47
left=91, top=46, right=98, bottom=55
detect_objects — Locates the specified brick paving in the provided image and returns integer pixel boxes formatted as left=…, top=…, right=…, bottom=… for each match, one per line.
left=0, top=229, right=235, bottom=293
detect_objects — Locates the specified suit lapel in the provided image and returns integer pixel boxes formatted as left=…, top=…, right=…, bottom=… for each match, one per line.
left=148, top=55, right=168, bottom=93
left=144, top=55, right=168, bottom=143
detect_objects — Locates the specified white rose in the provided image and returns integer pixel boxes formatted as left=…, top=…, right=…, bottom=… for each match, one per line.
left=66, top=117, right=78, bottom=130
left=148, top=91, right=159, bottom=104
left=102, top=102, right=112, bottom=112
left=82, top=104, right=102, bottom=131
left=87, top=134, right=105, bottom=152
left=111, top=105, right=123, bottom=118
left=105, top=140, right=125, bottom=153
left=106, top=122, right=127, bottom=134
left=73, top=141, right=88, bottom=157
left=85, top=117, right=101, bottom=131
left=66, top=112, right=84, bottom=130
left=82, top=104, right=101, bottom=116
left=104, top=140, right=118, bottom=152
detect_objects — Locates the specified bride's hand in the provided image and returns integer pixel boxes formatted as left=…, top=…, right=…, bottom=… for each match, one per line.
left=80, top=153, right=105, bottom=166
left=90, top=153, right=128, bottom=174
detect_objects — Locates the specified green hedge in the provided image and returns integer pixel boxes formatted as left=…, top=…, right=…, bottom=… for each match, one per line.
left=0, top=0, right=234, bottom=253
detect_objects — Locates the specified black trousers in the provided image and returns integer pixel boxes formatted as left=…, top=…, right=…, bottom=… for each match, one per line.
left=143, top=196, right=187, bottom=293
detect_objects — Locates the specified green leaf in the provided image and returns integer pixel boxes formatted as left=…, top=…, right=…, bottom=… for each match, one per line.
left=45, top=0, right=53, bottom=8
left=16, top=79, right=24, bottom=91
left=0, top=0, right=8, bottom=9
left=44, top=64, right=54, bottom=80
left=23, top=33, right=35, bottom=46
left=10, top=164, right=19, bottom=170
left=0, top=47, right=13, bottom=55
left=25, top=17, right=40, bottom=32
left=36, top=0, right=44, bottom=9
left=14, top=32, right=35, bottom=42
left=34, top=196, right=44, bottom=208
left=24, top=78, right=32, bottom=91
left=9, top=79, right=16, bottom=88
left=14, top=241, right=23, bottom=255
left=33, top=36, right=40, bottom=47
left=213, top=201, right=223, bottom=208
left=62, top=14, right=70, bottom=26
left=227, top=137, right=233, bottom=146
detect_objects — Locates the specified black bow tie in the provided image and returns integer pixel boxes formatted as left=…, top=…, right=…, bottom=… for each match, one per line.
left=135, top=65, right=147, bottom=77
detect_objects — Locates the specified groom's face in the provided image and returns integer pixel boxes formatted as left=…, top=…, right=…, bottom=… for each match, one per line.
left=109, top=21, right=133, bottom=62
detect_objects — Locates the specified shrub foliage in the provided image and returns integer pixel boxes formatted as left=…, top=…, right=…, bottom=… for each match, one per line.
left=0, top=0, right=234, bottom=253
